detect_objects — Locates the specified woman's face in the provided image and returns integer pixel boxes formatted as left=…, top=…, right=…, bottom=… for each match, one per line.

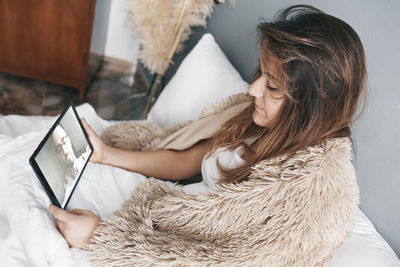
left=248, top=55, right=286, bottom=128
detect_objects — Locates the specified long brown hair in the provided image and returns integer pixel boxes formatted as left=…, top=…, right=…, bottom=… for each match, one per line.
left=209, top=5, right=367, bottom=184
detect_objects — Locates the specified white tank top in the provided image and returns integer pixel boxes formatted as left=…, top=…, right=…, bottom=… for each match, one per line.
left=200, top=146, right=246, bottom=190
left=179, top=138, right=257, bottom=194
left=180, top=146, right=246, bottom=194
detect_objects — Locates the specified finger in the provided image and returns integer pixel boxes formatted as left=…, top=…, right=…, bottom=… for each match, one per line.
left=49, top=204, right=73, bottom=222
left=81, top=118, right=97, bottom=137
left=56, top=218, right=66, bottom=232
left=81, top=118, right=92, bottom=133
left=69, top=209, right=90, bottom=215
left=55, top=219, right=71, bottom=248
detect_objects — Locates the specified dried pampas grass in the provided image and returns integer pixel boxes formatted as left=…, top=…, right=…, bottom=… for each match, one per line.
left=128, top=0, right=234, bottom=75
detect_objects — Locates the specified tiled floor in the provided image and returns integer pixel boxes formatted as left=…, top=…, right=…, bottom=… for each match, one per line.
left=0, top=56, right=149, bottom=120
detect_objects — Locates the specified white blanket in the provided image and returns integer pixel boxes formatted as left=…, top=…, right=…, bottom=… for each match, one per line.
left=0, top=104, right=398, bottom=266
left=0, top=104, right=150, bottom=266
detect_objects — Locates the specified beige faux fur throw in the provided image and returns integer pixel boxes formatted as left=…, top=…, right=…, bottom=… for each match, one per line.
left=85, top=95, right=359, bottom=266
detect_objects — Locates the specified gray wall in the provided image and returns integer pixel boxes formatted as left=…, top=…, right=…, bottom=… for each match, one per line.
left=205, top=0, right=400, bottom=256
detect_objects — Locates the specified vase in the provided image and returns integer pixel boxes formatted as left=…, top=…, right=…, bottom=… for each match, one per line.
left=141, top=73, right=164, bottom=119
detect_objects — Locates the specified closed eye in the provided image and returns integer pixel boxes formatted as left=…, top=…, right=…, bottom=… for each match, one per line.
left=268, top=85, right=285, bottom=99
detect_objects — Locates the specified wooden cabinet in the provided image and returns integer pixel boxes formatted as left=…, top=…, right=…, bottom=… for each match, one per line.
left=0, top=0, right=98, bottom=100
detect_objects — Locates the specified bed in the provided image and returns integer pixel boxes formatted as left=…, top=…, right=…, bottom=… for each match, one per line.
left=0, top=33, right=399, bottom=266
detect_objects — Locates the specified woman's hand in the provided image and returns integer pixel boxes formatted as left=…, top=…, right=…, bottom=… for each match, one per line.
left=81, top=118, right=109, bottom=164
left=48, top=204, right=100, bottom=249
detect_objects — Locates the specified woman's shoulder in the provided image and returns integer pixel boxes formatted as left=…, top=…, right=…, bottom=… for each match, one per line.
left=243, top=136, right=359, bottom=227
left=248, top=137, right=354, bottom=183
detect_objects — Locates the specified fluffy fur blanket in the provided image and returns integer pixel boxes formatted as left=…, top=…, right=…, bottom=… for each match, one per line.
left=85, top=95, right=359, bottom=266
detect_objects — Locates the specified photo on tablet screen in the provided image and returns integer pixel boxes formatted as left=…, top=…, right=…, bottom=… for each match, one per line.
left=31, top=105, right=92, bottom=209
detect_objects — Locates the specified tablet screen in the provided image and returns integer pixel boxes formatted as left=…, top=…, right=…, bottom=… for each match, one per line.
left=29, top=105, right=92, bottom=209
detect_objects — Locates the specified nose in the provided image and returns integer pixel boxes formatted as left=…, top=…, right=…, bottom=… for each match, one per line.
left=248, top=78, right=264, bottom=98
left=248, top=78, right=264, bottom=97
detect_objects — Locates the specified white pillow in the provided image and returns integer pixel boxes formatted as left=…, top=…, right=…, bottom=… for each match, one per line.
left=327, top=209, right=400, bottom=266
left=147, top=33, right=249, bottom=128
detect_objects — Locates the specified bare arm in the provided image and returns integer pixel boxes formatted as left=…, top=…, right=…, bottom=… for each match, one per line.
left=81, top=119, right=209, bottom=180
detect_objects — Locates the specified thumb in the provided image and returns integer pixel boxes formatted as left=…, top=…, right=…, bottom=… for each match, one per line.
left=49, top=204, right=73, bottom=222
left=69, top=209, right=92, bottom=216
left=81, top=118, right=97, bottom=137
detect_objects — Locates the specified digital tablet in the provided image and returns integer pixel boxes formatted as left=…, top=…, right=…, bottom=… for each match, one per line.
left=29, top=104, right=93, bottom=209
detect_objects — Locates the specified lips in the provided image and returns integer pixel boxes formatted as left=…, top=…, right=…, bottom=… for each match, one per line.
left=254, top=103, right=263, bottom=112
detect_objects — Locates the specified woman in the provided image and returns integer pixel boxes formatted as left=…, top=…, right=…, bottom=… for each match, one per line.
left=50, top=5, right=366, bottom=266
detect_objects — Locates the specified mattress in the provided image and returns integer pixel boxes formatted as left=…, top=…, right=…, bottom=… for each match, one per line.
left=0, top=104, right=398, bottom=266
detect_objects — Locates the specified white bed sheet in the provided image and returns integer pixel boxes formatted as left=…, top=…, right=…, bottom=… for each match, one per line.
left=0, top=104, right=398, bottom=266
